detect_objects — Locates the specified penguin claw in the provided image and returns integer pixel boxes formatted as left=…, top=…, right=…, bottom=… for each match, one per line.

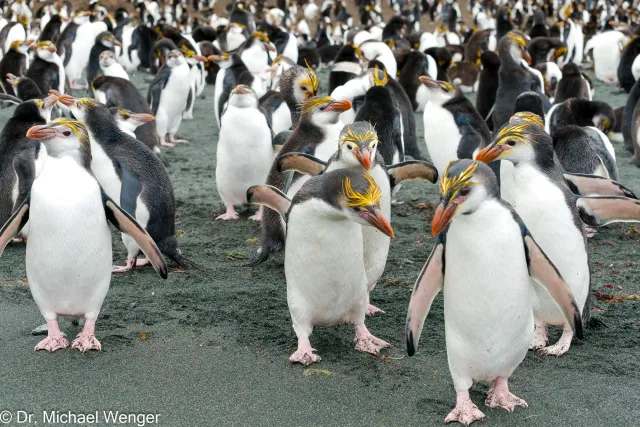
left=365, top=304, right=385, bottom=316
left=485, top=378, right=528, bottom=412
left=34, top=335, right=69, bottom=352
left=354, top=325, right=391, bottom=355
left=71, top=333, right=102, bottom=353
left=289, top=348, right=321, bottom=366
left=445, top=402, right=485, bottom=426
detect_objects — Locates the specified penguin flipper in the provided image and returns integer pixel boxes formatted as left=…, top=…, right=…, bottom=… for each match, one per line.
left=147, top=64, right=171, bottom=115
left=0, top=93, right=22, bottom=105
left=387, top=160, right=438, bottom=187
left=563, top=172, right=637, bottom=199
left=118, top=161, right=143, bottom=217
left=277, top=152, right=327, bottom=176
left=102, top=190, right=168, bottom=279
left=246, top=185, right=291, bottom=218
left=406, top=241, right=445, bottom=357
left=523, top=234, right=584, bottom=339
left=576, top=196, right=640, bottom=227
left=272, top=130, right=293, bottom=151
left=0, top=195, right=30, bottom=257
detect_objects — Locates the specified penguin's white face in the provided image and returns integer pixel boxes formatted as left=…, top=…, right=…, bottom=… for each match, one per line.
left=476, top=113, right=542, bottom=166
left=101, top=34, right=122, bottom=49
left=114, top=109, right=154, bottom=132
left=229, top=85, right=259, bottom=108
left=167, top=51, right=186, bottom=67
left=339, top=125, right=379, bottom=171
left=35, top=41, right=57, bottom=61
left=293, top=71, right=319, bottom=102
left=298, top=97, right=352, bottom=126
left=99, top=51, right=116, bottom=68
left=418, top=76, right=454, bottom=105
left=26, top=119, right=90, bottom=163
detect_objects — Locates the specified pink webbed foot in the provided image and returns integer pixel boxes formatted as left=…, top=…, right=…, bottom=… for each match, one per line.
left=168, top=134, right=189, bottom=144
left=160, top=137, right=176, bottom=147
left=71, top=334, right=102, bottom=352
left=529, top=322, right=548, bottom=350
left=365, top=304, right=385, bottom=316
left=112, top=257, right=136, bottom=273
left=248, top=205, right=264, bottom=222
left=445, top=391, right=485, bottom=426
left=34, top=319, right=69, bottom=352
left=485, top=377, right=528, bottom=412
left=71, top=318, right=101, bottom=353
left=354, top=324, right=391, bottom=355
left=216, top=206, right=239, bottom=220
left=539, top=326, right=574, bottom=357
left=585, top=226, right=597, bottom=238
left=289, top=338, right=321, bottom=366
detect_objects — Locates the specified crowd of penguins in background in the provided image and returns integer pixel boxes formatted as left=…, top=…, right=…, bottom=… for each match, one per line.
left=2, top=0, right=640, bottom=424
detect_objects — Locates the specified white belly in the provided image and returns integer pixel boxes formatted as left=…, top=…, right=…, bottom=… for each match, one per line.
left=103, top=63, right=129, bottom=80
left=26, top=157, right=111, bottom=319
left=362, top=165, right=391, bottom=289
left=271, top=102, right=292, bottom=134
left=66, top=24, right=95, bottom=80
left=216, top=107, right=273, bottom=206
left=285, top=200, right=367, bottom=327
left=158, top=64, right=191, bottom=118
left=444, top=200, right=533, bottom=389
left=423, top=102, right=462, bottom=175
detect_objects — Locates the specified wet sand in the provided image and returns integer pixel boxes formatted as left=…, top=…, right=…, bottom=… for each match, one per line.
left=0, top=72, right=639, bottom=426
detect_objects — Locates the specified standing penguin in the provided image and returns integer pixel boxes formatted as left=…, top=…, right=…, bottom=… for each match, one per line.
left=554, top=63, right=592, bottom=103
left=0, top=40, right=30, bottom=93
left=254, top=96, right=352, bottom=264
left=248, top=168, right=394, bottom=365
left=86, top=31, right=121, bottom=86
left=617, top=36, right=640, bottom=93
left=61, top=11, right=95, bottom=89
left=0, top=96, right=56, bottom=229
left=0, top=118, right=167, bottom=352
left=56, top=95, right=189, bottom=270
left=406, top=159, right=582, bottom=425
left=420, top=76, right=491, bottom=175
left=26, top=40, right=67, bottom=95
left=147, top=49, right=191, bottom=147
left=216, top=85, right=273, bottom=221
left=475, top=51, right=500, bottom=130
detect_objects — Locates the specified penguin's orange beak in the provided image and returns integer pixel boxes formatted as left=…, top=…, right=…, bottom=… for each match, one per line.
left=207, top=55, right=221, bottom=62
left=354, top=147, right=372, bottom=170
left=325, top=99, right=352, bottom=112
left=475, top=144, right=504, bottom=163
left=522, top=49, right=532, bottom=65
left=129, top=112, right=154, bottom=123
left=114, top=40, right=122, bottom=47
left=26, top=124, right=60, bottom=140
left=363, top=208, right=394, bottom=238
left=43, top=94, right=58, bottom=108
left=47, top=44, right=57, bottom=53
left=431, top=200, right=459, bottom=236
left=194, top=55, right=206, bottom=62
left=57, top=94, right=75, bottom=106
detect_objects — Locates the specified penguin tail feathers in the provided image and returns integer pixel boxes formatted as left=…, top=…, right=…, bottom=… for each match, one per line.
left=161, top=237, right=201, bottom=270
left=247, top=240, right=283, bottom=266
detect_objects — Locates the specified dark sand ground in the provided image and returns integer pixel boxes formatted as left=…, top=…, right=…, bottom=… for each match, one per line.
left=0, top=71, right=639, bottom=426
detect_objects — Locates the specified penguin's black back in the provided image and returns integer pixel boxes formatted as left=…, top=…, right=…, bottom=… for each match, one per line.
left=622, top=78, right=640, bottom=152
left=0, top=49, right=26, bottom=92
left=398, top=51, right=430, bottom=111
left=513, top=91, right=545, bottom=121
left=618, top=37, right=640, bottom=93
left=40, top=14, right=63, bottom=44
left=555, top=63, right=589, bottom=103
left=553, top=125, right=619, bottom=180
left=14, top=77, right=43, bottom=101
left=476, top=51, right=500, bottom=130
left=25, top=57, right=60, bottom=95
left=57, top=21, right=79, bottom=67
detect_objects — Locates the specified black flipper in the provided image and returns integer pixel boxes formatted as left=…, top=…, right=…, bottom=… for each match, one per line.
left=147, top=64, right=171, bottom=115
left=118, top=161, right=143, bottom=217
left=0, top=195, right=30, bottom=256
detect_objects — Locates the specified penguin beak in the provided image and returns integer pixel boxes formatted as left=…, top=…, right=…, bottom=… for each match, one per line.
left=57, top=94, right=75, bottom=107
left=418, top=75, right=439, bottom=88
left=26, top=124, right=60, bottom=141
left=476, top=144, right=504, bottom=163
left=47, top=45, right=57, bottom=53
left=522, top=48, right=532, bottom=65
left=129, top=112, right=155, bottom=124
left=354, top=147, right=372, bottom=170
left=325, top=99, right=352, bottom=112
left=431, top=200, right=459, bottom=236
left=114, top=40, right=122, bottom=47
left=43, top=94, right=58, bottom=108
left=362, top=208, right=394, bottom=238
left=207, top=55, right=221, bottom=62
left=232, top=85, right=251, bottom=95
left=194, top=55, right=206, bottom=62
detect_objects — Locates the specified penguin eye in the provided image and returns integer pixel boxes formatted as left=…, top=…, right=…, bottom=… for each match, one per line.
left=346, top=144, right=354, bottom=150
left=63, top=131, right=71, bottom=136
left=506, top=140, right=516, bottom=147
left=353, top=207, right=362, bottom=212
left=301, top=86, right=307, bottom=91
left=460, top=188, right=471, bottom=196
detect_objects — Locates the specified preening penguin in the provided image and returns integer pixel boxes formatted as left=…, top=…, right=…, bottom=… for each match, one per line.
left=248, top=168, right=394, bottom=365
left=0, top=118, right=166, bottom=352
left=255, top=96, right=352, bottom=264
left=147, top=49, right=191, bottom=147
left=6, top=74, right=43, bottom=101
left=0, top=40, right=31, bottom=93
left=56, top=95, right=188, bottom=271
left=553, top=126, right=619, bottom=181
left=406, top=159, right=582, bottom=425
left=216, top=85, right=273, bottom=221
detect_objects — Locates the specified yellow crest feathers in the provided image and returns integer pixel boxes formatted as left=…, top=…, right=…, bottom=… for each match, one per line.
left=341, top=124, right=378, bottom=147
left=440, top=161, right=483, bottom=201
left=507, top=31, right=526, bottom=47
left=297, top=96, right=333, bottom=114
left=372, top=66, right=389, bottom=87
left=342, top=173, right=382, bottom=208
left=496, top=118, right=545, bottom=147
left=304, top=59, right=319, bottom=94
left=180, top=45, right=195, bottom=57
left=78, top=98, right=99, bottom=109
left=51, top=118, right=90, bottom=145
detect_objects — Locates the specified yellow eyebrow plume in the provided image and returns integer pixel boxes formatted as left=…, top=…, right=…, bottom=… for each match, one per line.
left=297, top=96, right=333, bottom=114
left=304, top=59, right=319, bottom=94
left=342, top=173, right=382, bottom=208
left=440, top=161, right=483, bottom=201
left=341, top=124, right=379, bottom=147
left=51, top=118, right=90, bottom=145
left=372, top=66, right=389, bottom=87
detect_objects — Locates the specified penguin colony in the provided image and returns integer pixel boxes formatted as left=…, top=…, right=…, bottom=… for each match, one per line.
left=0, top=0, right=640, bottom=425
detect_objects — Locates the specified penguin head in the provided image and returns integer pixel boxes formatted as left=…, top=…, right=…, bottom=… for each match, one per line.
left=72, top=10, right=92, bottom=24
left=338, top=122, right=379, bottom=170
left=499, top=31, right=531, bottom=65
left=282, top=65, right=319, bottom=103
left=10, top=40, right=32, bottom=54
left=297, top=96, right=352, bottom=125
left=56, top=95, right=100, bottom=122
left=418, top=76, right=454, bottom=105
left=99, top=50, right=116, bottom=68
left=229, top=85, right=259, bottom=108
left=476, top=113, right=552, bottom=166
left=166, top=50, right=186, bottom=67
left=334, top=170, right=394, bottom=238
left=26, top=118, right=91, bottom=166
left=33, top=41, right=58, bottom=61
left=181, top=46, right=207, bottom=65
left=30, top=94, right=59, bottom=123
left=431, top=160, right=498, bottom=235
left=98, top=32, right=122, bottom=49
left=109, top=107, right=154, bottom=133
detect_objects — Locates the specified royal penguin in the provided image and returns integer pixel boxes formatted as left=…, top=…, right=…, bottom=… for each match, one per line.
left=147, top=49, right=191, bottom=147
left=0, top=40, right=31, bottom=93
left=420, top=76, right=491, bottom=175
left=0, top=22, right=27, bottom=56
left=215, top=85, right=273, bottom=221
left=108, top=107, right=154, bottom=141
left=86, top=31, right=121, bottom=86
left=6, top=74, right=44, bottom=101
left=56, top=95, right=189, bottom=270
left=546, top=98, right=615, bottom=137
left=277, top=122, right=438, bottom=315
left=358, top=39, right=398, bottom=79
left=552, top=125, right=619, bottom=180
left=0, top=96, right=56, bottom=230
left=116, top=18, right=142, bottom=74
left=0, top=118, right=166, bottom=352
left=328, top=43, right=362, bottom=94
left=247, top=168, right=394, bottom=365
left=406, top=159, right=582, bottom=425
left=584, top=30, right=629, bottom=83
left=39, top=13, right=63, bottom=45
left=617, top=36, right=640, bottom=93
left=471, top=51, right=498, bottom=126
left=528, top=9, right=549, bottom=39
left=99, top=50, right=129, bottom=80
left=622, top=78, right=640, bottom=154
left=397, top=50, right=438, bottom=112
left=92, top=75, right=160, bottom=153
left=527, top=37, right=566, bottom=67
left=61, top=11, right=95, bottom=89
left=254, top=96, right=352, bottom=264
left=239, top=31, right=276, bottom=76
left=554, top=63, right=592, bottom=103
left=181, top=47, right=207, bottom=121
left=556, top=19, right=584, bottom=67
left=26, top=40, right=67, bottom=95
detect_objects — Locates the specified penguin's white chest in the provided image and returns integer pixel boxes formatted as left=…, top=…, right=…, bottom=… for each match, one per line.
left=422, top=102, right=462, bottom=175
left=444, top=201, right=533, bottom=387
left=285, top=200, right=368, bottom=326
left=159, top=63, right=191, bottom=115
left=361, top=165, right=391, bottom=289
left=26, top=157, right=112, bottom=318
left=66, top=23, right=95, bottom=80
left=103, top=63, right=129, bottom=80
